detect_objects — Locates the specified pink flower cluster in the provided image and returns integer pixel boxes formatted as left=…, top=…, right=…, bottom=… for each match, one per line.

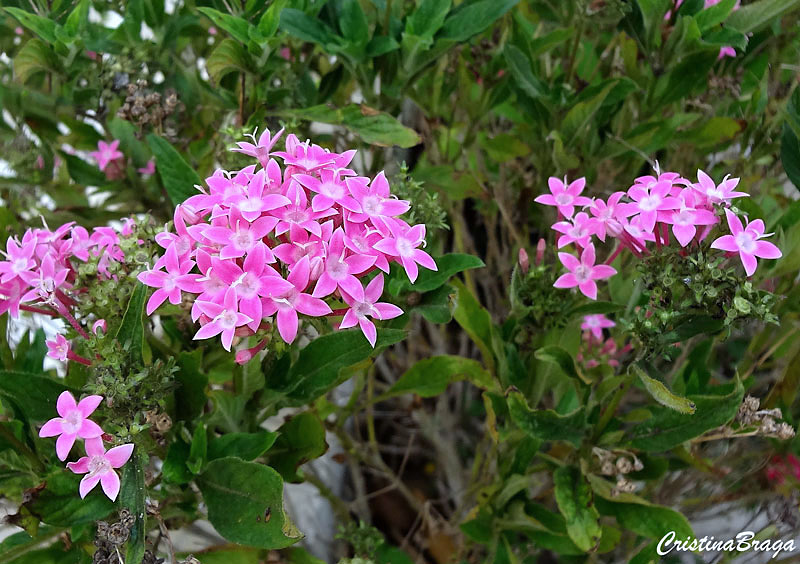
left=0, top=219, right=131, bottom=323
left=39, top=391, right=133, bottom=501
left=536, top=169, right=782, bottom=300
left=138, top=128, right=434, bottom=354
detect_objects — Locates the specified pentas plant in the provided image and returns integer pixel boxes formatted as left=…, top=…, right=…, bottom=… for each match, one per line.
left=536, top=168, right=782, bottom=301
left=138, top=127, right=436, bottom=356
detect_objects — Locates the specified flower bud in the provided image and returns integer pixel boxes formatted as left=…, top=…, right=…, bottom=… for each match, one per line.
left=518, top=248, right=530, bottom=274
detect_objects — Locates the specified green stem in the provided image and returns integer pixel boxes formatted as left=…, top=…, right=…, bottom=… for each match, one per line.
left=593, top=373, right=634, bottom=441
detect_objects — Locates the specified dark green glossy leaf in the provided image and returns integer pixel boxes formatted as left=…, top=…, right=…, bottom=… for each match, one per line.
left=198, top=458, right=302, bottom=549
left=439, top=0, right=518, bottom=41
left=208, top=431, right=278, bottom=462
left=386, top=355, right=494, bottom=398
left=147, top=134, right=202, bottom=206
left=120, top=451, right=146, bottom=564
left=388, top=253, right=484, bottom=295
left=115, top=283, right=147, bottom=366
left=267, top=412, right=327, bottom=483
left=197, top=7, right=252, bottom=44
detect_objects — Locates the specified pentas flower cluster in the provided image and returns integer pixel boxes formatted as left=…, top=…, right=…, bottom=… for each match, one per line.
left=39, top=391, right=133, bottom=501
left=536, top=168, right=782, bottom=300
left=0, top=219, right=130, bottom=327
left=138, top=128, right=434, bottom=355
left=576, top=314, right=631, bottom=370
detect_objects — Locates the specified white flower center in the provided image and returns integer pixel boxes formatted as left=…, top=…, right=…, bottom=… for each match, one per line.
left=362, top=196, right=380, bottom=215
left=87, top=455, right=111, bottom=477
left=233, top=228, right=253, bottom=250
left=327, top=259, right=348, bottom=280
left=396, top=238, right=414, bottom=257
left=638, top=194, right=661, bottom=211
left=63, top=410, right=82, bottom=434
left=555, top=193, right=572, bottom=206
left=574, top=265, right=591, bottom=283
left=320, top=182, right=344, bottom=199
left=735, top=232, right=756, bottom=253
left=354, top=301, right=374, bottom=318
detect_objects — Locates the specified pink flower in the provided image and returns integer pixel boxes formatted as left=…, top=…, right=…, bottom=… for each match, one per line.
left=227, top=168, right=290, bottom=222
left=89, top=140, right=123, bottom=172
left=295, top=169, right=361, bottom=213
left=340, top=274, right=403, bottom=347
left=39, top=391, right=104, bottom=461
left=661, top=198, right=718, bottom=247
left=313, top=228, right=376, bottom=300
left=20, top=253, right=69, bottom=306
left=67, top=438, right=133, bottom=501
left=551, top=212, right=596, bottom=249
left=137, top=159, right=156, bottom=176
left=210, top=244, right=293, bottom=331
left=346, top=172, right=410, bottom=222
left=0, top=236, right=37, bottom=283
left=138, top=244, right=204, bottom=315
left=718, top=46, right=736, bottom=59
left=554, top=244, right=617, bottom=300
left=274, top=135, right=338, bottom=172
left=710, top=210, right=782, bottom=276
left=373, top=221, right=436, bottom=283
left=202, top=208, right=278, bottom=261
left=46, top=334, right=71, bottom=361
left=232, top=127, right=285, bottom=168
left=688, top=170, right=747, bottom=205
left=581, top=314, right=615, bottom=340
left=262, top=256, right=331, bottom=344
left=588, top=192, right=625, bottom=241
left=209, top=26, right=217, bottom=35
left=193, top=287, right=253, bottom=351
left=619, top=180, right=681, bottom=233
left=534, top=177, right=592, bottom=219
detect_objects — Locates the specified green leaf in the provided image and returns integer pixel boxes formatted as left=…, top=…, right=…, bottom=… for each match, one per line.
left=657, top=315, right=724, bottom=344
left=258, top=0, right=286, bottom=37
left=267, top=412, right=327, bottom=483
left=61, top=152, right=107, bottom=186
left=208, top=431, right=278, bottom=462
left=507, top=391, right=586, bottom=446
left=197, top=7, right=253, bottom=44
left=406, top=0, right=452, bottom=39
left=175, top=350, right=208, bottom=422
left=386, top=355, right=494, bottom=398
left=162, top=438, right=192, bottom=485
left=13, top=39, right=58, bottom=83
left=115, top=283, right=147, bottom=366
left=504, top=44, right=546, bottom=100
left=338, top=0, right=369, bottom=51
left=782, top=123, right=800, bottom=191
left=206, top=39, right=249, bottom=82
left=632, top=365, right=696, bottom=414
left=727, top=0, right=800, bottom=33
left=28, top=469, right=114, bottom=526
left=276, top=105, right=421, bottom=148
left=366, top=35, right=400, bottom=57
left=64, top=0, right=90, bottom=36
left=553, top=466, right=602, bottom=552
left=629, top=378, right=744, bottom=451
left=147, top=134, right=202, bottom=206
left=451, top=279, right=496, bottom=372
left=120, top=451, right=146, bottom=564
left=0, top=370, right=70, bottom=422
left=655, top=52, right=717, bottom=105
left=279, top=9, right=338, bottom=48
left=188, top=423, right=208, bottom=474
left=694, top=0, right=737, bottom=31
left=562, top=81, right=616, bottom=146
left=413, top=284, right=455, bottom=324
left=534, top=346, right=582, bottom=383
left=439, top=0, right=519, bottom=41
left=528, top=28, right=573, bottom=57
left=198, top=458, right=302, bottom=549
left=4, top=8, right=59, bottom=43
left=275, top=329, right=407, bottom=403
left=388, top=253, right=483, bottom=295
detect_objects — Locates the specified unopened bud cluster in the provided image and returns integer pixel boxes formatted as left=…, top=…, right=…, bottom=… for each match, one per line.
left=736, top=396, right=795, bottom=440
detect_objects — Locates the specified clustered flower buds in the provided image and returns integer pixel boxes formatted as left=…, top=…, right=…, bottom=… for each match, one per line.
left=138, top=127, right=436, bottom=356
left=536, top=168, right=782, bottom=300
left=39, top=392, right=133, bottom=501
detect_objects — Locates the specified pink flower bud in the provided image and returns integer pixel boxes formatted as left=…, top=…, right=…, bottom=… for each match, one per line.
left=518, top=248, right=529, bottom=274
left=92, top=319, right=107, bottom=335
left=535, top=239, right=546, bottom=266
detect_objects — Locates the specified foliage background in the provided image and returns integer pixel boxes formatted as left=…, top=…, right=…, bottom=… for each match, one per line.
left=1, top=0, right=800, bottom=562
